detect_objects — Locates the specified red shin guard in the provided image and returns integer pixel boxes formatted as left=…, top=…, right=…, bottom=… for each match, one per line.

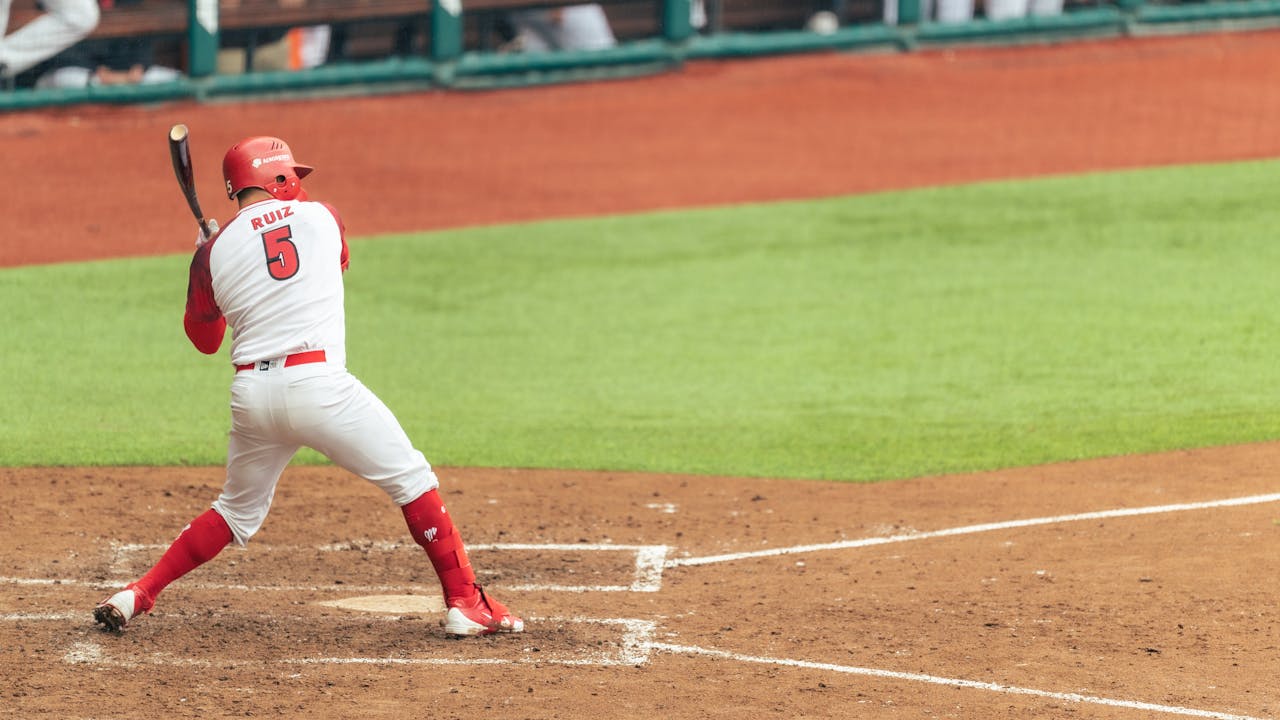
left=132, top=508, right=233, bottom=607
left=401, top=489, right=477, bottom=604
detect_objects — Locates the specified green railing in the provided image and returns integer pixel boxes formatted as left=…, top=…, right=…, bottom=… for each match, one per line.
left=3, top=0, right=1279, bottom=110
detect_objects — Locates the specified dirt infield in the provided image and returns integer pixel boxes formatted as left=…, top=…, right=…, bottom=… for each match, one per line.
left=5, top=29, right=1280, bottom=719
left=5, top=451, right=1280, bottom=719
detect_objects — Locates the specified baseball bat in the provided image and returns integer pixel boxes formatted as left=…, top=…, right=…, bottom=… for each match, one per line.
left=168, top=124, right=213, bottom=238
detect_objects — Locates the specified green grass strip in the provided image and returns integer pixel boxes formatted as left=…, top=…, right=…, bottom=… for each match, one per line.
left=5, top=159, right=1280, bottom=480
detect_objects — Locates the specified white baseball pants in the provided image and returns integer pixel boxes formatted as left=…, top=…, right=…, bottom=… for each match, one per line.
left=213, top=360, right=438, bottom=545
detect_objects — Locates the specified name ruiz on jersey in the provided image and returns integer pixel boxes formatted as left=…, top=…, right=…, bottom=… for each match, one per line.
left=251, top=205, right=294, bottom=230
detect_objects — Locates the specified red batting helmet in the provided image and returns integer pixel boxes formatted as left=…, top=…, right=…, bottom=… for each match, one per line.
left=222, top=136, right=314, bottom=201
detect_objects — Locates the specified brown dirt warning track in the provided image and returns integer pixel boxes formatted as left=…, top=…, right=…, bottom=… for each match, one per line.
left=4, top=29, right=1280, bottom=720
left=8, top=29, right=1280, bottom=267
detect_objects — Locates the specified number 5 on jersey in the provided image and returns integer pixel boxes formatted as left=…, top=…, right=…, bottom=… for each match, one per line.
left=262, top=225, right=299, bottom=280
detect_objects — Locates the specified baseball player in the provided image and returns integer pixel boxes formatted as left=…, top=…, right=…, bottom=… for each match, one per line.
left=93, top=136, right=523, bottom=637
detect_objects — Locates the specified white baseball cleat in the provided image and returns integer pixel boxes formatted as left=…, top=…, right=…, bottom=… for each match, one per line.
left=93, top=585, right=152, bottom=632
left=442, top=586, right=524, bottom=636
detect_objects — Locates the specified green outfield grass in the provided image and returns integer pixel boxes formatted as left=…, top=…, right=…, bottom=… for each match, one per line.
left=5, top=159, right=1280, bottom=480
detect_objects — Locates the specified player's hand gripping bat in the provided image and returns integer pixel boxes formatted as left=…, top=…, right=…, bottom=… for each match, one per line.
left=168, top=124, right=218, bottom=244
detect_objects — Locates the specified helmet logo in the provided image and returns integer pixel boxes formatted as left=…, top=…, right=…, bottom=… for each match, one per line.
left=252, top=153, right=293, bottom=169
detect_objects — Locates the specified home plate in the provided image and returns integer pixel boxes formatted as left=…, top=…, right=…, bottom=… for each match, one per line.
left=317, top=594, right=446, bottom=614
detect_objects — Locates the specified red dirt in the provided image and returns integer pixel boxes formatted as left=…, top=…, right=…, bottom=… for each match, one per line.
left=4, top=29, right=1280, bottom=720
left=7, top=30, right=1280, bottom=267
left=5, top=451, right=1280, bottom=718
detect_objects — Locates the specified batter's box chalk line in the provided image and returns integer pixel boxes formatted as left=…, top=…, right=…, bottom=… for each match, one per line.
left=100, top=541, right=671, bottom=594
left=55, top=615, right=657, bottom=668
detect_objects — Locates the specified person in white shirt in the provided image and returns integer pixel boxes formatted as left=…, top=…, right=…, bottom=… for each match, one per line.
left=0, top=0, right=99, bottom=82
left=509, top=3, right=616, bottom=52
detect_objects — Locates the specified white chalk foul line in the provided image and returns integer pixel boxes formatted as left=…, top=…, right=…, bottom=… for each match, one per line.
left=649, top=643, right=1269, bottom=720
left=668, top=492, right=1280, bottom=567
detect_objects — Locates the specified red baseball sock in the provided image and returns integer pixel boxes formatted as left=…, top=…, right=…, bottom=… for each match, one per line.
left=132, top=508, right=233, bottom=609
left=401, top=489, right=478, bottom=605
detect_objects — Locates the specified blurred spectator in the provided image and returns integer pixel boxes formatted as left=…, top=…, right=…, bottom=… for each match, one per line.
left=218, top=0, right=329, bottom=73
left=884, top=0, right=974, bottom=24
left=35, top=31, right=179, bottom=88
left=288, top=24, right=328, bottom=68
left=806, top=10, right=839, bottom=34
left=690, top=0, right=706, bottom=31
left=984, top=0, right=1063, bottom=20
left=805, top=1, right=848, bottom=34
left=508, top=3, right=616, bottom=52
left=0, top=0, right=100, bottom=83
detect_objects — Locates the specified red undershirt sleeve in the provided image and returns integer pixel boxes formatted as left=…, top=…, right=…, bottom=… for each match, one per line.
left=184, top=241, right=226, bottom=354
left=320, top=201, right=350, bottom=272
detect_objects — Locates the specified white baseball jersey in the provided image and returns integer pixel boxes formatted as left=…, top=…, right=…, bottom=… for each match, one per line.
left=184, top=197, right=435, bottom=546
left=192, top=198, right=348, bottom=368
